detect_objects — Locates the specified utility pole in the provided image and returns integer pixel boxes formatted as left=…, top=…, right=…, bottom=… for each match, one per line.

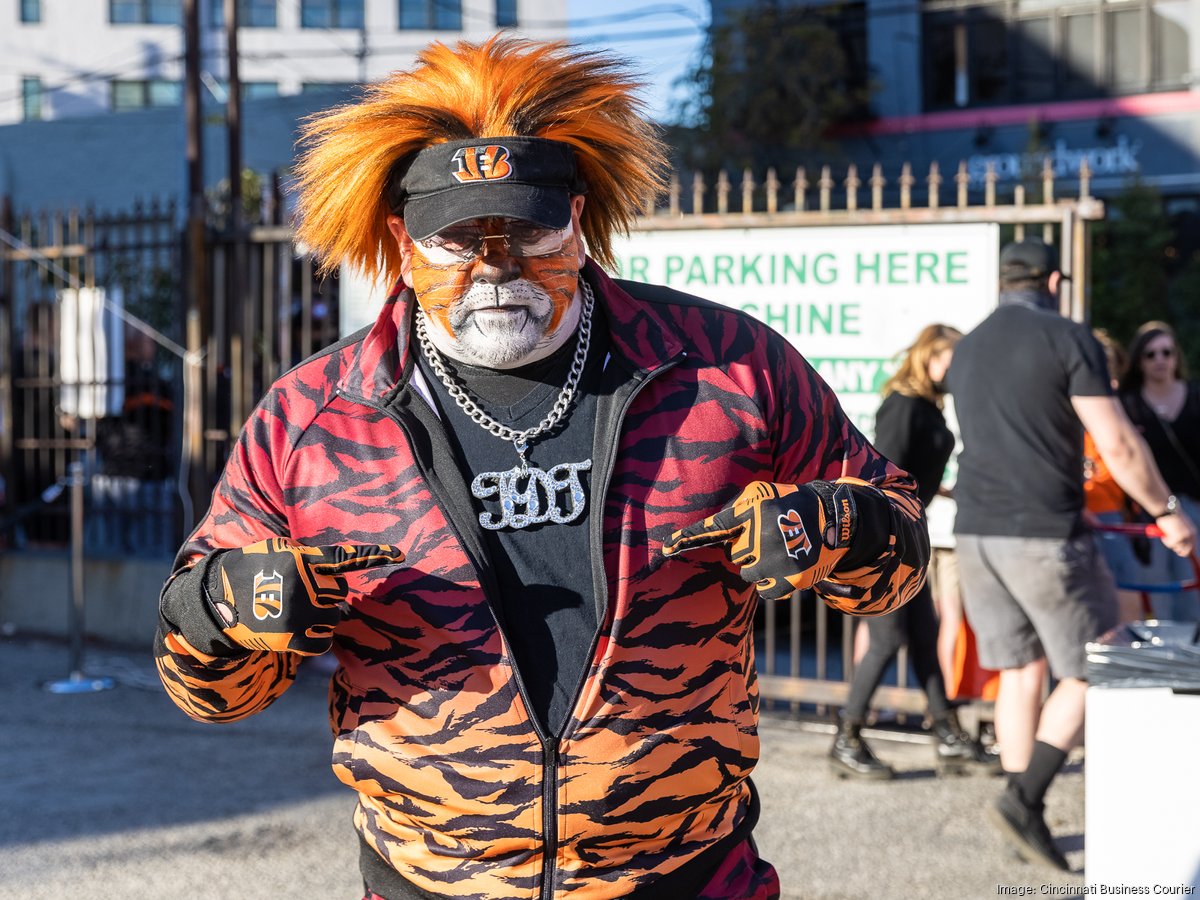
left=224, top=0, right=247, bottom=430
left=183, top=0, right=208, bottom=523
left=225, top=0, right=242, bottom=234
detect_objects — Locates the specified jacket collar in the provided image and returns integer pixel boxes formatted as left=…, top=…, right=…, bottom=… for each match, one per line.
left=337, top=260, right=686, bottom=403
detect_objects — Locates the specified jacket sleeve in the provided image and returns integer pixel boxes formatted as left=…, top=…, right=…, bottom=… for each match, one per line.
left=762, top=335, right=929, bottom=616
left=154, top=392, right=300, bottom=723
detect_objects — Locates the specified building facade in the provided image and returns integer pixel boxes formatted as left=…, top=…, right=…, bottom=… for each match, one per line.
left=1, top=0, right=566, bottom=124
left=708, top=0, right=1200, bottom=205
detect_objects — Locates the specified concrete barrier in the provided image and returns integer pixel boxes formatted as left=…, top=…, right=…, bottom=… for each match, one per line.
left=0, top=551, right=172, bottom=646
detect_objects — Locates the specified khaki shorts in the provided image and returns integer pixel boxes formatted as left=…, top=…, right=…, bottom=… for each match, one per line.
left=928, top=546, right=959, bottom=600
left=956, top=533, right=1118, bottom=680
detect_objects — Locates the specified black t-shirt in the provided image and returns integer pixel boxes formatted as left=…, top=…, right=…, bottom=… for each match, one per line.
left=1121, top=382, right=1200, bottom=499
left=872, top=391, right=954, bottom=508
left=947, top=300, right=1111, bottom=538
left=414, top=309, right=608, bottom=738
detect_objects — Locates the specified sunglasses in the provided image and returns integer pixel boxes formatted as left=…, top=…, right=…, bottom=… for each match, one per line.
left=1143, top=347, right=1176, bottom=361
left=415, top=222, right=572, bottom=266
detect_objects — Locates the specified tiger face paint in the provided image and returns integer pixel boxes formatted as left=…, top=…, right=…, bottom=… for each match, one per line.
left=389, top=195, right=587, bottom=370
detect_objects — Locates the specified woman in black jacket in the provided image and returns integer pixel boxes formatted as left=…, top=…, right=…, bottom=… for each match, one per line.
left=831, top=323, right=998, bottom=778
left=1119, top=321, right=1200, bottom=621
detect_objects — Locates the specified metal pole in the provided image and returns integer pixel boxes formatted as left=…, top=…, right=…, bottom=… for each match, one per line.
left=184, top=0, right=209, bottom=523
left=225, top=0, right=242, bottom=234
left=44, top=461, right=114, bottom=693
left=67, top=460, right=84, bottom=676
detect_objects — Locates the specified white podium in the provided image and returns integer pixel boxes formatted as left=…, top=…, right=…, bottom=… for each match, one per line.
left=1085, top=686, right=1200, bottom=889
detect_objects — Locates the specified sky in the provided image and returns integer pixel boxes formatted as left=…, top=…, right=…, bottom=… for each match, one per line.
left=565, top=0, right=710, bottom=124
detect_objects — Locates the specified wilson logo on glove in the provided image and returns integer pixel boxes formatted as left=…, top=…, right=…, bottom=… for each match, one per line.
left=777, top=510, right=813, bottom=559
left=252, top=570, right=284, bottom=620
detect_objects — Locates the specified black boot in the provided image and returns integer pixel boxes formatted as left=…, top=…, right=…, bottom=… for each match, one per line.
left=932, top=710, right=1002, bottom=775
left=829, top=717, right=894, bottom=780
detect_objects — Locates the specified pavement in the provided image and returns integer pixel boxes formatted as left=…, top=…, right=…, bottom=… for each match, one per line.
left=0, top=635, right=1088, bottom=900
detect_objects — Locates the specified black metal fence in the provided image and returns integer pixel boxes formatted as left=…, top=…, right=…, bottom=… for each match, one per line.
left=0, top=195, right=339, bottom=556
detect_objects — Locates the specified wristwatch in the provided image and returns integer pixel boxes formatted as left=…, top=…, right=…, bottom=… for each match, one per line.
left=1156, top=494, right=1181, bottom=518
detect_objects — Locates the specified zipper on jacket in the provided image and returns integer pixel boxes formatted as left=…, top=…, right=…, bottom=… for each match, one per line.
left=341, top=389, right=563, bottom=889
left=540, top=350, right=685, bottom=900
left=344, top=351, right=683, bottom=900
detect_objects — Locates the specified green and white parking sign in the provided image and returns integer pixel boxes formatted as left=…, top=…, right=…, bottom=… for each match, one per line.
left=613, top=223, right=999, bottom=434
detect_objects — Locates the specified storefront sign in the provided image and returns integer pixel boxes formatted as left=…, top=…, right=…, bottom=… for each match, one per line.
left=967, top=135, right=1141, bottom=185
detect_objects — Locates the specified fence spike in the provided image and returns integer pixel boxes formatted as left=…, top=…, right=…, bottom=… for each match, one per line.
left=899, top=162, right=914, bottom=210
left=795, top=166, right=808, bottom=212
left=870, top=163, right=885, bottom=211
left=927, top=161, right=941, bottom=210
left=1078, top=157, right=1091, bottom=201
left=1042, top=156, right=1055, bottom=205
left=819, top=165, right=833, bottom=213
left=766, top=167, right=780, bottom=214
left=717, top=169, right=731, bottom=215
left=845, top=164, right=860, bottom=212
left=669, top=172, right=681, bottom=217
left=741, top=167, right=755, bottom=214
left=984, top=161, right=996, bottom=208
left=956, top=160, right=969, bottom=209
left=692, top=171, right=706, bottom=216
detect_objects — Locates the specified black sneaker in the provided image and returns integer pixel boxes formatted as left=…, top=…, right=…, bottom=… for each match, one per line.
left=989, top=788, right=1070, bottom=871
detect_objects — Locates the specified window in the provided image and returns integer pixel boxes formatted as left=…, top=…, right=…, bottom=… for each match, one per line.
left=301, top=0, right=364, bottom=28
left=22, top=77, right=43, bottom=120
left=921, top=0, right=1192, bottom=110
left=209, top=80, right=280, bottom=100
left=244, top=81, right=279, bottom=99
left=301, top=81, right=355, bottom=92
left=211, top=0, right=276, bottom=27
left=111, top=79, right=183, bottom=110
left=398, top=0, right=461, bottom=30
left=20, top=0, right=40, bottom=23
left=496, top=0, right=516, bottom=27
left=110, top=0, right=182, bottom=25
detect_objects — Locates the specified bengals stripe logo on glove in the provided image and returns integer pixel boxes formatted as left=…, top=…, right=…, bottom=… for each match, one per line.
left=208, top=538, right=406, bottom=655
left=777, top=509, right=813, bottom=559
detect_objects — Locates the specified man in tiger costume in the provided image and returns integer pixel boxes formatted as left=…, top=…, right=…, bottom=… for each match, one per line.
left=156, top=37, right=929, bottom=900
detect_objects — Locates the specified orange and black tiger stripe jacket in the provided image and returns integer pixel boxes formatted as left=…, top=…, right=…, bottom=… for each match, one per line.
left=155, top=262, right=928, bottom=900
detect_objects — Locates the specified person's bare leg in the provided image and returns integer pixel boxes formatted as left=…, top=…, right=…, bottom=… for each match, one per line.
left=1034, top=676, right=1087, bottom=753
left=937, top=586, right=963, bottom=689
left=994, top=657, right=1048, bottom=773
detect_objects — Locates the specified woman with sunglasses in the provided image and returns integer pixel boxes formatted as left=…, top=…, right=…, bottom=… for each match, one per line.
left=1119, top=320, right=1200, bottom=620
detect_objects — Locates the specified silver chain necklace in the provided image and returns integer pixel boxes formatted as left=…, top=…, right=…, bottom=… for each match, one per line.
left=414, top=280, right=595, bottom=530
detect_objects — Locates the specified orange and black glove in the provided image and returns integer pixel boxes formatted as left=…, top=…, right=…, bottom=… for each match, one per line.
left=663, top=481, right=859, bottom=601
left=202, top=537, right=405, bottom=655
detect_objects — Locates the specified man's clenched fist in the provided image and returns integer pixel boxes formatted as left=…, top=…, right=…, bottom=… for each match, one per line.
left=663, top=481, right=858, bottom=601
left=206, top=538, right=405, bottom=655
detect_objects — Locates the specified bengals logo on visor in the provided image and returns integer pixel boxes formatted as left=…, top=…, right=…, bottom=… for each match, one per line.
left=777, top=510, right=813, bottom=559
left=252, top=569, right=284, bottom=620
left=451, top=145, right=513, bottom=183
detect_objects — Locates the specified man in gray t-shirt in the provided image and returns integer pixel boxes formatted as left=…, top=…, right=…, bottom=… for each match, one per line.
left=948, top=239, right=1195, bottom=871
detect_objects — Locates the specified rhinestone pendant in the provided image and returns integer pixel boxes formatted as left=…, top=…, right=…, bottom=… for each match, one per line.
left=471, top=459, right=592, bottom=530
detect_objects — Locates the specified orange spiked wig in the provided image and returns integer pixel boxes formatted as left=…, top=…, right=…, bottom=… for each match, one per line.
left=294, top=36, right=669, bottom=283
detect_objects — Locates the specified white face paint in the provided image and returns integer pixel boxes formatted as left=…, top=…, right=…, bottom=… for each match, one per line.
left=430, top=278, right=581, bottom=369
